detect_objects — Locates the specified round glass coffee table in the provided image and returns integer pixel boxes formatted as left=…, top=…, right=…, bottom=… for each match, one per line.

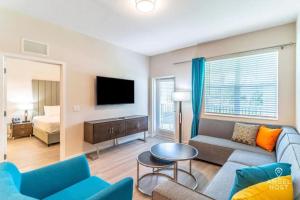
left=150, top=143, right=199, bottom=190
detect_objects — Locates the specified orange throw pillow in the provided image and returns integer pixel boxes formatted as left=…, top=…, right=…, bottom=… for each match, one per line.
left=256, top=126, right=282, bottom=152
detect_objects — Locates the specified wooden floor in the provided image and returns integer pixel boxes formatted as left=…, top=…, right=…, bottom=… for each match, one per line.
left=6, top=136, right=220, bottom=200
left=7, top=136, right=60, bottom=172
left=89, top=137, right=220, bottom=200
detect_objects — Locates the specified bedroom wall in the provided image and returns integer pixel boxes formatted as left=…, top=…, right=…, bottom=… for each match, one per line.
left=6, top=58, right=60, bottom=122
left=150, top=23, right=296, bottom=142
left=0, top=8, right=149, bottom=157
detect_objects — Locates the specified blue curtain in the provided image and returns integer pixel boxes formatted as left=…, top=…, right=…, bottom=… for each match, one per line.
left=191, top=57, right=205, bottom=138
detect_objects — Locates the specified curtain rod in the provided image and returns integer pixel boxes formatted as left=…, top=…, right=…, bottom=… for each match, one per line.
left=173, top=42, right=296, bottom=65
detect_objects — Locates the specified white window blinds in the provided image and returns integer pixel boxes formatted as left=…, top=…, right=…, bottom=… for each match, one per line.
left=204, top=51, right=278, bottom=119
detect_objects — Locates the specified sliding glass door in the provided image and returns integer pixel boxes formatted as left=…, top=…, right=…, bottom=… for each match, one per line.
left=156, top=78, right=175, bottom=134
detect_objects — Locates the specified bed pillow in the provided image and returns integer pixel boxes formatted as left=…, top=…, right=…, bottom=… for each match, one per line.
left=228, top=162, right=291, bottom=200
left=231, top=123, right=259, bottom=146
left=232, top=175, right=293, bottom=200
left=256, top=126, right=282, bottom=152
left=44, top=106, right=60, bottom=116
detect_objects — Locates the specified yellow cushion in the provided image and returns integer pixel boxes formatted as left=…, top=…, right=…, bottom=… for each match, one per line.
left=232, top=175, right=293, bottom=200
left=256, top=126, right=282, bottom=152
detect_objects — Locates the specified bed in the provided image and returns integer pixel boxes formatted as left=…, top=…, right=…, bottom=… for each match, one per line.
left=33, top=114, right=60, bottom=146
left=32, top=79, right=60, bottom=146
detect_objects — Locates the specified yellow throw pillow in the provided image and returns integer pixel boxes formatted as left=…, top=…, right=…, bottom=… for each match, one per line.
left=232, top=175, right=293, bottom=200
left=256, top=126, right=282, bottom=152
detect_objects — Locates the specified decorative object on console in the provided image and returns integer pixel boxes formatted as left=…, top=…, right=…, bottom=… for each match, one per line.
left=231, top=123, right=259, bottom=146
left=12, top=117, right=21, bottom=124
left=256, top=126, right=282, bottom=152
left=172, top=91, right=191, bottom=143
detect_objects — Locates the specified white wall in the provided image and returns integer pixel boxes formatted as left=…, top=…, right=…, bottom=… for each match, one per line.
left=150, top=23, right=296, bottom=142
left=6, top=58, right=60, bottom=121
left=296, top=16, right=300, bottom=131
left=0, top=8, right=149, bottom=157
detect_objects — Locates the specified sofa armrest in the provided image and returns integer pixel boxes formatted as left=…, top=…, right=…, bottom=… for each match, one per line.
left=88, top=177, right=133, bottom=200
left=21, top=155, right=90, bottom=199
left=152, top=180, right=214, bottom=200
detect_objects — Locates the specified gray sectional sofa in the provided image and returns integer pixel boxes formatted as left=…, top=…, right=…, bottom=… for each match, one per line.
left=153, top=119, right=300, bottom=200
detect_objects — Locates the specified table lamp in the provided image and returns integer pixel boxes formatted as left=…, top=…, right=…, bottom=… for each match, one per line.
left=172, top=91, right=191, bottom=143
left=18, top=103, right=33, bottom=122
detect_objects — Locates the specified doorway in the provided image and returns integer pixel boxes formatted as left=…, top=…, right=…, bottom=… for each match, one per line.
left=155, top=77, right=175, bottom=138
left=0, top=54, right=65, bottom=171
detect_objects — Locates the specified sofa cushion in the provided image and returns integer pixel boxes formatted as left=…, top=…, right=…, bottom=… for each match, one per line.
left=21, top=155, right=91, bottom=199
left=228, top=150, right=276, bottom=166
left=88, top=177, right=133, bottom=200
left=0, top=171, right=36, bottom=200
left=276, top=126, right=298, bottom=147
left=0, top=162, right=34, bottom=200
left=232, top=175, right=293, bottom=200
left=204, top=161, right=248, bottom=200
left=256, top=126, right=282, bottom=152
left=228, top=162, right=291, bottom=199
left=293, top=171, right=300, bottom=200
left=153, top=180, right=213, bottom=200
left=279, top=144, right=300, bottom=198
left=0, top=162, right=22, bottom=190
left=198, top=118, right=235, bottom=140
left=189, top=135, right=274, bottom=165
left=231, top=123, right=259, bottom=146
left=192, top=135, right=274, bottom=154
left=276, top=133, right=300, bottom=161
left=44, top=176, right=110, bottom=200
left=276, top=133, right=291, bottom=161
left=198, top=119, right=283, bottom=140
left=280, top=144, right=300, bottom=175
left=189, top=136, right=233, bottom=165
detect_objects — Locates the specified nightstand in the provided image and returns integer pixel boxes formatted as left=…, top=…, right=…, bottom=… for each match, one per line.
left=10, top=122, right=33, bottom=139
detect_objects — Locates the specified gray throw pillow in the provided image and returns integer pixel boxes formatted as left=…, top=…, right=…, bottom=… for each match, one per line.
left=232, top=123, right=259, bottom=146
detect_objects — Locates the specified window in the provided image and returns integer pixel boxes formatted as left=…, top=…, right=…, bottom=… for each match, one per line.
left=204, top=51, right=278, bottom=119
left=156, top=78, right=175, bottom=132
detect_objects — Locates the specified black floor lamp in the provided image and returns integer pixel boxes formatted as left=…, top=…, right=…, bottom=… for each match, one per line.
left=172, top=91, right=191, bottom=143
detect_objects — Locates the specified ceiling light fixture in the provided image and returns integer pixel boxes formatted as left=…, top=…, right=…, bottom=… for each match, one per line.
left=136, top=0, right=155, bottom=13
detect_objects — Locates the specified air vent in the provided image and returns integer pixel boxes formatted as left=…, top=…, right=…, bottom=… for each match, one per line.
left=22, top=39, right=49, bottom=56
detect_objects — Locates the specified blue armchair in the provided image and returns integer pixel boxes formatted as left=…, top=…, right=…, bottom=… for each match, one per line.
left=0, top=155, right=133, bottom=200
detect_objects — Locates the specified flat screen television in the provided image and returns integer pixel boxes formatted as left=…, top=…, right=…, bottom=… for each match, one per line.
left=96, top=76, right=134, bottom=105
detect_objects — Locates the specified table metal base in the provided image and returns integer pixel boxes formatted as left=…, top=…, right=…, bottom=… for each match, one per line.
left=137, top=172, right=174, bottom=196
left=137, top=157, right=175, bottom=197
left=156, top=167, right=198, bottom=190
left=137, top=159, right=198, bottom=196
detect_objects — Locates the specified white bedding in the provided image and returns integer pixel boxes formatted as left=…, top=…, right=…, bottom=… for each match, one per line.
left=33, top=115, right=60, bottom=133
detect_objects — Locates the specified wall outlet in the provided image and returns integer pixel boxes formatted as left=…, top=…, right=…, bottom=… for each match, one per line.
left=73, top=105, right=80, bottom=112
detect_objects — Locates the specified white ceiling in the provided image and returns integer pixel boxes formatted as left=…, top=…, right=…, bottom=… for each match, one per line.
left=1, top=0, right=300, bottom=56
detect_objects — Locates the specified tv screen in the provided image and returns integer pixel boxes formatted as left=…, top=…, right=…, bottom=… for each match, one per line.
left=96, top=76, right=134, bottom=105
